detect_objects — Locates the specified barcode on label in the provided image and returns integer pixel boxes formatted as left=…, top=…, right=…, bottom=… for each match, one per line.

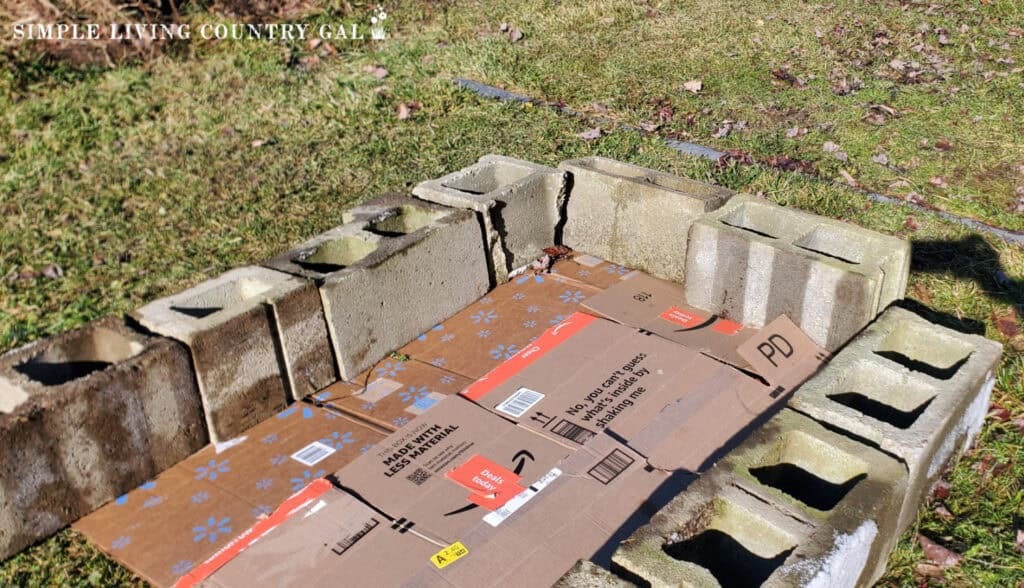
left=290, top=441, right=336, bottom=466
left=587, top=449, right=635, bottom=485
left=549, top=419, right=596, bottom=445
left=494, top=387, right=545, bottom=418
left=332, top=519, right=379, bottom=556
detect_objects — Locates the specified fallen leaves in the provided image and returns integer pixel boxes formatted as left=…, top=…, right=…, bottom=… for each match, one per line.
left=935, top=138, right=955, bottom=151
left=770, top=67, right=806, bottom=88
left=785, top=126, right=808, bottom=139
left=362, top=64, right=389, bottom=79
left=929, top=176, right=949, bottom=189
left=822, top=141, right=849, bottom=161
left=498, top=22, right=523, bottom=43
left=1016, top=530, right=1024, bottom=554
left=712, top=120, right=746, bottom=139
left=992, top=307, right=1021, bottom=338
left=904, top=215, right=920, bottom=231
left=838, top=169, right=858, bottom=187
left=918, top=535, right=964, bottom=569
left=1014, top=186, right=1024, bottom=213
left=872, top=153, right=891, bottom=165
left=41, top=263, right=63, bottom=279
left=578, top=127, right=604, bottom=141
left=396, top=101, right=422, bottom=120
left=763, top=154, right=817, bottom=174
left=7, top=264, right=63, bottom=283
left=682, top=79, right=703, bottom=94
left=932, top=480, right=952, bottom=500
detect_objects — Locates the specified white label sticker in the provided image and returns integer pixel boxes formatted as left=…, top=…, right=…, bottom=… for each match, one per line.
left=494, top=387, right=545, bottom=418
left=483, top=468, right=562, bottom=527
left=290, top=441, right=336, bottom=466
left=574, top=254, right=604, bottom=267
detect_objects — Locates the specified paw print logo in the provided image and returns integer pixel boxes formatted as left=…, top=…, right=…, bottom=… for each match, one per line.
left=515, top=274, right=545, bottom=284
left=479, top=296, right=494, bottom=305
left=255, top=478, right=273, bottom=490
left=322, top=431, right=355, bottom=450
left=606, top=264, right=630, bottom=275
left=270, top=454, right=288, bottom=466
left=252, top=505, right=273, bottom=518
left=549, top=314, right=567, bottom=325
left=276, top=405, right=315, bottom=419
left=526, top=305, right=540, bottom=314
left=523, top=320, right=537, bottom=328
left=111, top=536, right=131, bottom=550
left=440, top=374, right=455, bottom=385
left=416, top=324, right=444, bottom=341
left=376, top=361, right=405, bottom=378
left=511, top=292, right=526, bottom=301
left=192, top=516, right=232, bottom=543
left=114, top=493, right=129, bottom=506
left=142, top=496, right=164, bottom=508
left=489, top=344, right=519, bottom=361
left=171, top=561, right=193, bottom=577
left=393, top=416, right=410, bottom=427
left=261, top=433, right=278, bottom=445
left=361, top=401, right=377, bottom=411
left=471, top=310, right=497, bottom=324
left=290, top=469, right=325, bottom=492
left=560, top=290, right=585, bottom=304
left=399, top=386, right=430, bottom=404
left=441, top=333, right=455, bottom=342
left=477, top=329, right=492, bottom=338
left=194, top=459, right=230, bottom=481
left=431, top=357, right=446, bottom=367
left=360, top=444, right=374, bottom=454
left=577, top=269, right=591, bottom=277
left=191, top=491, right=209, bottom=504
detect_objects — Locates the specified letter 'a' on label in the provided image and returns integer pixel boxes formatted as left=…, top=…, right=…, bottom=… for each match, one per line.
left=431, top=542, right=469, bottom=569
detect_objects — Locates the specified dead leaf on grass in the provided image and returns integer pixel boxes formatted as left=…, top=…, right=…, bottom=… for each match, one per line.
left=508, top=28, right=524, bottom=43
left=932, top=480, right=952, bottom=500
left=1015, top=529, right=1024, bottom=554
left=934, top=505, right=954, bottom=521
left=918, top=535, right=963, bottom=568
left=838, top=169, right=858, bottom=187
left=904, top=216, right=920, bottom=232
left=396, top=101, right=422, bottom=120
left=872, top=153, right=891, bottom=165
left=993, top=307, right=1021, bottom=338
left=683, top=79, right=703, bottom=94
left=935, top=138, right=955, bottom=151
left=363, top=65, right=389, bottom=79
left=785, top=126, right=808, bottom=138
left=929, top=176, right=949, bottom=189
left=578, top=127, right=604, bottom=141
left=770, top=68, right=806, bottom=88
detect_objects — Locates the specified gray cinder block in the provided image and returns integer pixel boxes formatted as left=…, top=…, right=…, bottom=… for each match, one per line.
left=788, top=306, right=1002, bottom=534
left=266, top=194, right=490, bottom=381
left=131, top=266, right=335, bottom=441
left=555, top=560, right=634, bottom=588
left=560, top=156, right=733, bottom=283
left=0, top=317, right=206, bottom=559
left=684, top=195, right=911, bottom=350
left=413, top=155, right=565, bottom=282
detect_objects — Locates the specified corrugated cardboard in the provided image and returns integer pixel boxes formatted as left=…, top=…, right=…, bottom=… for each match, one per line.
left=333, top=395, right=572, bottom=543
left=314, top=358, right=473, bottom=432
left=582, top=271, right=760, bottom=371
left=192, top=480, right=436, bottom=587
left=74, top=404, right=384, bottom=587
left=546, top=251, right=641, bottom=290
left=397, top=271, right=601, bottom=381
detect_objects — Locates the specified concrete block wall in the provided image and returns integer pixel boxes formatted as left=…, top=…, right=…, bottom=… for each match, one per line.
left=131, top=265, right=336, bottom=442
left=413, top=155, right=565, bottom=283
left=0, top=317, right=206, bottom=559
left=613, top=409, right=908, bottom=588
left=788, top=306, right=1002, bottom=534
left=264, top=193, right=490, bottom=381
left=684, top=194, right=911, bottom=350
left=559, top=156, right=734, bottom=283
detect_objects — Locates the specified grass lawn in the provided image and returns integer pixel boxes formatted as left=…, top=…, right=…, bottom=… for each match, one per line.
left=1, top=1, right=1022, bottom=585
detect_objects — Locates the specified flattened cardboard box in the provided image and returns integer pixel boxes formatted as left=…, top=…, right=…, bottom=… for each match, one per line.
left=398, top=270, right=601, bottom=381
left=463, top=312, right=826, bottom=471
left=334, top=395, right=573, bottom=543
left=191, top=480, right=436, bottom=588
left=546, top=251, right=640, bottom=290
left=315, top=358, right=473, bottom=432
left=583, top=271, right=760, bottom=371
left=75, top=404, right=384, bottom=587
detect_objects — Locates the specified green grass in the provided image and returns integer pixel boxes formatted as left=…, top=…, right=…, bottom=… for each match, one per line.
left=1, top=1, right=1023, bottom=585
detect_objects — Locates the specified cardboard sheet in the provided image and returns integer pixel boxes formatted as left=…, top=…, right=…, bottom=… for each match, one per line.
left=74, top=404, right=384, bottom=587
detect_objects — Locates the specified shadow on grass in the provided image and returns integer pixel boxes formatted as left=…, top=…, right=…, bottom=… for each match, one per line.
left=904, top=234, right=1023, bottom=334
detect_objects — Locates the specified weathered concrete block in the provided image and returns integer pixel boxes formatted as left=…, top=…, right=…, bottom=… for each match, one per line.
left=555, top=560, right=634, bottom=588
left=684, top=195, right=911, bottom=350
left=268, top=194, right=490, bottom=381
left=719, top=409, right=908, bottom=586
left=789, top=306, right=1002, bottom=533
left=560, top=156, right=733, bottom=283
left=132, top=266, right=335, bottom=441
left=413, top=155, right=565, bottom=282
left=0, top=317, right=206, bottom=559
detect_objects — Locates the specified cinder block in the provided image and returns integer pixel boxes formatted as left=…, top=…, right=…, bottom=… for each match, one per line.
left=560, top=156, right=733, bottom=283
left=0, top=317, right=206, bottom=559
left=719, top=409, right=908, bottom=586
left=132, top=266, right=336, bottom=441
left=268, top=194, right=490, bottom=381
left=555, top=560, right=634, bottom=588
left=413, top=155, right=565, bottom=282
left=788, top=306, right=1002, bottom=533
left=684, top=195, right=911, bottom=350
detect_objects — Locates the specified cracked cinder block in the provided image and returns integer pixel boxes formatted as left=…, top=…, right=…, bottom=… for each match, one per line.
left=413, top=155, right=565, bottom=282
left=0, top=317, right=206, bottom=559
left=132, top=266, right=336, bottom=441
left=719, top=409, right=908, bottom=587
left=555, top=560, right=634, bottom=588
left=789, top=306, right=1002, bottom=533
left=267, top=194, right=489, bottom=381
left=684, top=195, right=911, bottom=350
left=560, top=156, right=733, bottom=283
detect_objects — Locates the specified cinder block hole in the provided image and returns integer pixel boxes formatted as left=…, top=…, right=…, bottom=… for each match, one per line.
left=171, top=277, right=275, bottom=318
left=749, top=430, right=869, bottom=511
left=13, top=326, right=144, bottom=386
left=720, top=203, right=780, bottom=239
left=441, top=162, right=532, bottom=195
left=828, top=365, right=937, bottom=428
left=294, top=236, right=377, bottom=273
left=793, top=225, right=864, bottom=265
left=662, top=499, right=796, bottom=587
left=874, top=320, right=973, bottom=380
left=366, top=205, right=444, bottom=237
